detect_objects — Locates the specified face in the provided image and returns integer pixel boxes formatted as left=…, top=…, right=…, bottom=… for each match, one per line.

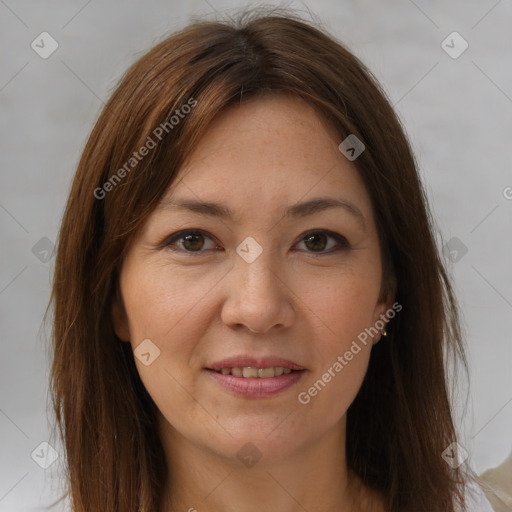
left=112, top=94, right=394, bottom=464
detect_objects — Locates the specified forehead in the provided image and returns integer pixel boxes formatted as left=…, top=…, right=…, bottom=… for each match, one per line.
left=162, top=95, right=374, bottom=221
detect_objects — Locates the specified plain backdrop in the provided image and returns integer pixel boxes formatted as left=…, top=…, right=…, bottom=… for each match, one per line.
left=1, top=0, right=511, bottom=510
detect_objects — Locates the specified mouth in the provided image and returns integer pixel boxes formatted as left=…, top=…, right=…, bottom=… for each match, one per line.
left=208, top=366, right=301, bottom=378
left=206, top=356, right=305, bottom=373
left=204, top=363, right=306, bottom=398
left=204, top=356, right=307, bottom=397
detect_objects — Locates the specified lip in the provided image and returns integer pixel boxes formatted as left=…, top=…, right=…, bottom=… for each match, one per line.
left=205, top=368, right=306, bottom=398
left=206, top=356, right=305, bottom=372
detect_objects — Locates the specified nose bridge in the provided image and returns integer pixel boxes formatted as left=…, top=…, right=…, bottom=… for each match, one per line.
left=234, top=241, right=280, bottom=300
left=221, top=238, right=294, bottom=332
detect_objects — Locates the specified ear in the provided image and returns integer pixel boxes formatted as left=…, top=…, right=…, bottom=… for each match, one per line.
left=379, top=274, right=397, bottom=311
left=112, top=291, right=131, bottom=342
left=372, top=274, right=397, bottom=343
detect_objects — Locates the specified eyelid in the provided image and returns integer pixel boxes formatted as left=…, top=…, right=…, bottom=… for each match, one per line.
left=294, top=229, right=351, bottom=254
left=157, top=229, right=218, bottom=254
left=159, top=228, right=350, bottom=255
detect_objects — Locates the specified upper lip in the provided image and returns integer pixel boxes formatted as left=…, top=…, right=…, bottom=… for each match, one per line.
left=206, top=356, right=306, bottom=371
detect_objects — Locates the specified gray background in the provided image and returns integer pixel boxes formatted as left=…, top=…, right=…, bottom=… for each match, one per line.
left=1, top=0, right=511, bottom=510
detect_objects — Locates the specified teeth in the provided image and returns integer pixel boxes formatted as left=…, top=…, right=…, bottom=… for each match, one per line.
left=216, top=366, right=296, bottom=378
left=258, top=367, right=275, bottom=378
left=243, top=367, right=258, bottom=378
left=231, top=367, right=243, bottom=377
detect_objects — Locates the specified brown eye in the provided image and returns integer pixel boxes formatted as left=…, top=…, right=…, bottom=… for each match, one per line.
left=162, top=230, right=218, bottom=255
left=181, top=233, right=205, bottom=251
left=297, top=230, right=350, bottom=254
left=304, top=232, right=328, bottom=252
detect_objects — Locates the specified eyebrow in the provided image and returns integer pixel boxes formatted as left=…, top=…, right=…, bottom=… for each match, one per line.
left=156, top=196, right=366, bottom=230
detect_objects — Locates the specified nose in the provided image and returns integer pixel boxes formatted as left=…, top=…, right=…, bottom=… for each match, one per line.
left=220, top=249, right=295, bottom=335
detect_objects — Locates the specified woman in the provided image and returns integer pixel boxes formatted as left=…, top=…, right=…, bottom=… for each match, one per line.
left=47, top=9, right=492, bottom=512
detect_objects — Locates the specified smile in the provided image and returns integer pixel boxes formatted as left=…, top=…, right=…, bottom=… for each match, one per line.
left=205, top=367, right=306, bottom=397
left=214, top=366, right=295, bottom=378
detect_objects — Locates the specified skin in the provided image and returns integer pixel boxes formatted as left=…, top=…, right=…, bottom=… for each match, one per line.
left=112, top=94, right=395, bottom=512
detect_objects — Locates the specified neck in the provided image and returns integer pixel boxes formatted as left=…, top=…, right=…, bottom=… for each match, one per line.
left=157, top=412, right=385, bottom=512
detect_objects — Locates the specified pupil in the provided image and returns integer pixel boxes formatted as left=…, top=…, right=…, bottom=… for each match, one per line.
left=183, top=234, right=204, bottom=251
left=305, top=233, right=327, bottom=251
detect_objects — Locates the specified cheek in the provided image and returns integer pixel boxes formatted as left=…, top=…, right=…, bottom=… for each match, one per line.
left=119, top=261, right=225, bottom=418
left=295, top=292, right=375, bottom=436
left=298, top=264, right=382, bottom=347
left=291, top=266, right=380, bottom=421
left=119, top=263, right=219, bottom=427
left=296, top=345, right=371, bottom=443
left=121, top=261, right=219, bottom=344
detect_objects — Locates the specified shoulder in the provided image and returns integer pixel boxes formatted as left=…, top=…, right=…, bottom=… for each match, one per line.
left=478, top=451, right=512, bottom=512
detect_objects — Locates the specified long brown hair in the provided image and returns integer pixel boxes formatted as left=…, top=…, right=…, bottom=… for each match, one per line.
left=47, top=7, right=470, bottom=511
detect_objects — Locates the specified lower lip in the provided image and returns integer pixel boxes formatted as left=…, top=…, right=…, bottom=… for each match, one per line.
left=205, top=369, right=306, bottom=398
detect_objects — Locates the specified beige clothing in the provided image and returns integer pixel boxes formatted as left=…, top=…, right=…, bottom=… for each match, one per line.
left=478, top=450, right=512, bottom=512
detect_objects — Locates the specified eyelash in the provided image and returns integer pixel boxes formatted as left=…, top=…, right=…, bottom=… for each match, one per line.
left=159, top=229, right=350, bottom=257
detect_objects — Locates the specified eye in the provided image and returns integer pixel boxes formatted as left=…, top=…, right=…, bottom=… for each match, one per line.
left=159, top=229, right=350, bottom=256
left=161, top=230, right=219, bottom=255
left=295, top=230, right=350, bottom=255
